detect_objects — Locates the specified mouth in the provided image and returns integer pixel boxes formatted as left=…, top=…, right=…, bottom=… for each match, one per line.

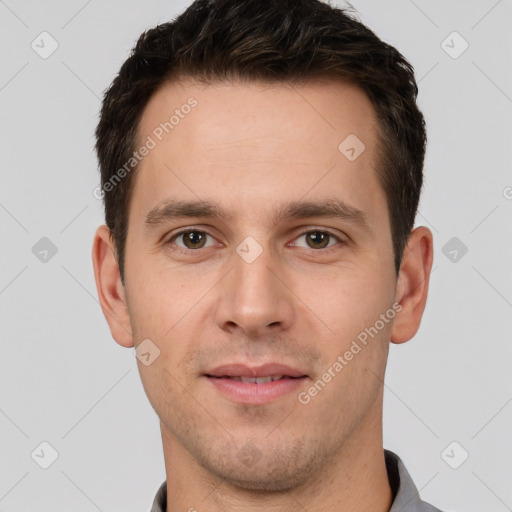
left=204, top=363, right=309, bottom=404
left=208, top=375, right=298, bottom=383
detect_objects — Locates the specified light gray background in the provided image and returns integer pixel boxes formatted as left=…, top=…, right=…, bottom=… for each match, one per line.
left=0, top=0, right=511, bottom=511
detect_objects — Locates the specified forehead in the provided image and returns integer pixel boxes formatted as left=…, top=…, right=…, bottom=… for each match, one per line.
left=138, top=77, right=378, bottom=154
left=132, top=77, right=386, bottom=230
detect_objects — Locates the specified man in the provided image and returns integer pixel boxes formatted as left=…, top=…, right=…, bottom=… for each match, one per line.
left=92, top=0, right=440, bottom=510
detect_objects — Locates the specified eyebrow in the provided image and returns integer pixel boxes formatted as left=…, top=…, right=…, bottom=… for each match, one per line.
left=144, top=198, right=370, bottom=232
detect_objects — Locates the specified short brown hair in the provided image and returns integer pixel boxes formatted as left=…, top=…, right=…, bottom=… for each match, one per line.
left=95, top=0, right=427, bottom=283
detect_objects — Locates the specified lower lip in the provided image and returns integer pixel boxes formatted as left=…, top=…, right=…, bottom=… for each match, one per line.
left=206, top=376, right=308, bottom=405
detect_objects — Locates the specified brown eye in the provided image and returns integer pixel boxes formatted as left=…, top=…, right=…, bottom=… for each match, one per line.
left=291, top=230, right=342, bottom=251
left=305, top=231, right=331, bottom=249
left=171, top=230, right=213, bottom=250
left=181, top=231, right=206, bottom=249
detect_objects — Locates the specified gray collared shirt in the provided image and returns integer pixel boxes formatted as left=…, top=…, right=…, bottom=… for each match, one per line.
left=150, top=449, right=444, bottom=511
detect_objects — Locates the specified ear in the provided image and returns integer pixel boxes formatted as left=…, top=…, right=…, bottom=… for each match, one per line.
left=92, top=225, right=134, bottom=347
left=390, top=226, right=434, bottom=344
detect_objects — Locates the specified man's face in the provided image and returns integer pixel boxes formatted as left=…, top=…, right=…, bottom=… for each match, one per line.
left=123, top=79, right=398, bottom=490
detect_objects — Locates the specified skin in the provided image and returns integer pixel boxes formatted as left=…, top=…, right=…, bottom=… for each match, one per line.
left=92, top=78, right=433, bottom=512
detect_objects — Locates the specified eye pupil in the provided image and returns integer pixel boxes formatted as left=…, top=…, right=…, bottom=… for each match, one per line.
left=307, top=231, right=329, bottom=249
left=183, top=231, right=206, bottom=249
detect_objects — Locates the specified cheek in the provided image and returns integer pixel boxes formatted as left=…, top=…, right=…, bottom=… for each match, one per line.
left=302, top=269, right=392, bottom=340
left=127, top=272, right=213, bottom=392
left=303, top=271, right=394, bottom=403
left=137, top=357, right=195, bottom=429
left=126, top=263, right=194, bottom=337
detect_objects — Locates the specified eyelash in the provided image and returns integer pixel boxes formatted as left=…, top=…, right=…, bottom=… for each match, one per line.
left=165, top=228, right=345, bottom=255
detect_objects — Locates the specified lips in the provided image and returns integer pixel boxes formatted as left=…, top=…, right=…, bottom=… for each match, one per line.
left=204, top=363, right=309, bottom=404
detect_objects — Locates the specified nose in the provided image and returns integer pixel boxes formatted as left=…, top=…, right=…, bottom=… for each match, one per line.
left=214, top=240, right=295, bottom=339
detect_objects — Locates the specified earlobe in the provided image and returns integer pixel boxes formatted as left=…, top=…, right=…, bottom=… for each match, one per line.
left=390, top=226, right=434, bottom=345
left=92, top=225, right=134, bottom=348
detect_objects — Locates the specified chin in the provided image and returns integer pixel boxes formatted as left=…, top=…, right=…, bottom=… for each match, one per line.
left=195, top=441, right=322, bottom=492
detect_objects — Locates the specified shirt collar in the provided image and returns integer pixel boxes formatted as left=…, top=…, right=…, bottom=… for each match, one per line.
left=386, top=449, right=441, bottom=511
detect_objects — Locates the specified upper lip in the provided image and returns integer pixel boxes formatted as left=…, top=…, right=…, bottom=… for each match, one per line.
left=205, top=363, right=307, bottom=378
